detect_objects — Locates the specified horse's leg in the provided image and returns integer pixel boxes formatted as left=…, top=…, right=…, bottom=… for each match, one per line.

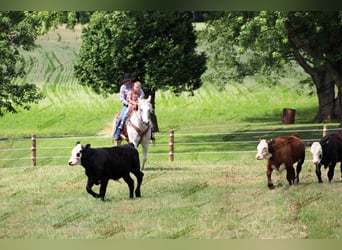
left=141, top=139, right=149, bottom=170
left=113, top=139, right=122, bottom=146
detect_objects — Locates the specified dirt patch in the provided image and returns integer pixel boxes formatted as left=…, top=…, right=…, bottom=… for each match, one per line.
left=96, top=122, right=113, bottom=137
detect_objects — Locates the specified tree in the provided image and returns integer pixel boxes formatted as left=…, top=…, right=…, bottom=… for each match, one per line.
left=202, top=11, right=342, bottom=123
left=0, top=11, right=44, bottom=116
left=74, top=11, right=207, bottom=131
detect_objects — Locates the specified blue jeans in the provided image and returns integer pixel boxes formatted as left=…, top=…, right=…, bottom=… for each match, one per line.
left=114, top=106, right=129, bottom=139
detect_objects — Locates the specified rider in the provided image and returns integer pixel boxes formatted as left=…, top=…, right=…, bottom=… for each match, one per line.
left=113, top=73, right=144, bottom=141
left=129, top=81, right=155, bottom=142
left=127, top=81, right=144, bottom=112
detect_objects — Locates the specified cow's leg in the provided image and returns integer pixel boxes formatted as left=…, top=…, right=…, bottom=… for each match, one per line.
left=266, top=162, right=274, bottom=189
left=286, top=165, right=296, bottom=185
left=286, top=164, right=296, bottom=185
left=295, top=160, right=304, bottom=184
left=86, top=178, right=100, bottom=198
left=327, top=162, right=336, bottom=182
left=133, top=170, right=144, bottom=198
left=122, top=174, right=134, bottom=199
left=315, top=163, right=323, bottom=183
left=99, top=178, right=109, bottom=201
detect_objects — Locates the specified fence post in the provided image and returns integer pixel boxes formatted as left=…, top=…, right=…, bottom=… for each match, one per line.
left=323, top=124, right=327, bottom=137
left=169, top=130, right=174, bottom=161
left=31, top=134, right=36, bottom=166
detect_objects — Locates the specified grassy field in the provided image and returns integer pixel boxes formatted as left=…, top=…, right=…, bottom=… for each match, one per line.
left=0, top=27, right=341, bottom=239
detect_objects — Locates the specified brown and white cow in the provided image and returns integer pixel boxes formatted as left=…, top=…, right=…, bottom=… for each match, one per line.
left=256, top=134, right=305, bottom=189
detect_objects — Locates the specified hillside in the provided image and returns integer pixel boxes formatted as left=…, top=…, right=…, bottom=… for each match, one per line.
left=0, top=25, right=327, bottom=139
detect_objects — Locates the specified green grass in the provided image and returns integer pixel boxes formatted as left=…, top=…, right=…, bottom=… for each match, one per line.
left=0, top=27, right=341, bottom=239
left=1, top=159, right=341, bottom=239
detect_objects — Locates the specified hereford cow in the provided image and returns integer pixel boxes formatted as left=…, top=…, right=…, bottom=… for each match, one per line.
left=256, top=134, right=305, bottom=189
left=310, top=132, right=342, bottom=183
left=68, top=142, right=143, bottom=201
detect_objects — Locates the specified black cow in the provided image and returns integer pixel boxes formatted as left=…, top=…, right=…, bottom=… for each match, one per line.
left=310, top=132, right=342, bottom=182
left=68, top=142, right=144, bottom=201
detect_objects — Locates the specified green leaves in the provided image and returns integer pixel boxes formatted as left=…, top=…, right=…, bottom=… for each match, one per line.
left=0, top=12, right=44, bottom=116
left=74, top=11, right=206, bottom=95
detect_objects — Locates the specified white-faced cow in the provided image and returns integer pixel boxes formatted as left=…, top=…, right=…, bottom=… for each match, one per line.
left=256, top=134, right=305, bottom=189
left=68, top=142, right=144, bottom=201
left=310, top=132, right=342, bottom=183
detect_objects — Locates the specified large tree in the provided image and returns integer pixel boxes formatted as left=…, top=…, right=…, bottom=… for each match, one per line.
left=74, top=11, right=207, bottom=130
left=0, top=11, right=43, bottom=116
left=203, top=11, right=342, bottom=123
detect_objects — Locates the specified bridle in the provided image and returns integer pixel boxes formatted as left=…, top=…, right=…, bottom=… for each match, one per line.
left=128, top=100, right=152, bottom=144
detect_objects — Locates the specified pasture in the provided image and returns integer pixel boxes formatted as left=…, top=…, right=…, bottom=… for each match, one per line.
left=0, top=26, right=341, bottom=239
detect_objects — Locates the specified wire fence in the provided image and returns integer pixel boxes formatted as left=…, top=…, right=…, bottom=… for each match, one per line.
left=0, top=125, right=340, bottom=167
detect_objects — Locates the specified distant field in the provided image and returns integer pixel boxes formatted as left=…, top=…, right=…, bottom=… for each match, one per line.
left=0, top=26, right=341, bottom=239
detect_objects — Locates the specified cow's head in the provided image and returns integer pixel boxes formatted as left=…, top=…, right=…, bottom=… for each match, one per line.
left=256, top=139, right=272, bottom=160
left=68, top=142, right=83, bottom=166
left=310, top=141, right=322, bottom=164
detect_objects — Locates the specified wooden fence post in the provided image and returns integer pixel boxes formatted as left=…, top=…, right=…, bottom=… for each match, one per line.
left=31, top=134, right=36, bottom=166
left=323, top=124, right=327, bottom=137
left=169, top=130, right=174, bottom=161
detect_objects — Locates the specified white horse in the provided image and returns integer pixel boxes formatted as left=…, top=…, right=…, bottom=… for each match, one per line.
left=112, top=96, right=153, bottom=170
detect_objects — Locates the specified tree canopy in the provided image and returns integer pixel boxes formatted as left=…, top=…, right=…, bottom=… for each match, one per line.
left=0, top=11, right=93, bottom=116
left=202, top=11, right=342, bottom=122
left=0, top=11, right=43, bottom=116
left=74, top=11, right=206, bottom=96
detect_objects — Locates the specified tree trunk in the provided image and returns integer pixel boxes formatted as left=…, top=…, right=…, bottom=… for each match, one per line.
left=334, top=87, right=342, bottom=122
left=312, top=69, right=335, bottom=122
left=286, top=20, right=336, bottom=122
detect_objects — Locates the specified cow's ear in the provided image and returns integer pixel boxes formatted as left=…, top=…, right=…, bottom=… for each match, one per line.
left=85, top=144, right=91, bottom=149
left=75, top=141, right=80, bottom=146
left=258, top=137, right=263, bottom=142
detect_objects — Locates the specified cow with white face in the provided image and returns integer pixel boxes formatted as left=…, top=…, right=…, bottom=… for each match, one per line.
left=255, top=135, right=305, bottom=189
left=68, top=142, right=144, bottom=201
left=310, top=132, right=342, bottom=183
left=256, top=139, right=272, bottom=160
left=310, top=142, right=322, bottom=165
left=68, top=142, right=82, bottom=166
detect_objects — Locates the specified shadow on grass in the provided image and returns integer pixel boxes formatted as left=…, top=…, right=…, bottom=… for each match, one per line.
left=241, top=106, right=319, bottom=125
left=174, top=123, right=341, bottom=154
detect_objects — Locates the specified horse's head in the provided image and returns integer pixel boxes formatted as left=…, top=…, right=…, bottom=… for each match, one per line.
left=138, top=96, right=153, bottom=126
